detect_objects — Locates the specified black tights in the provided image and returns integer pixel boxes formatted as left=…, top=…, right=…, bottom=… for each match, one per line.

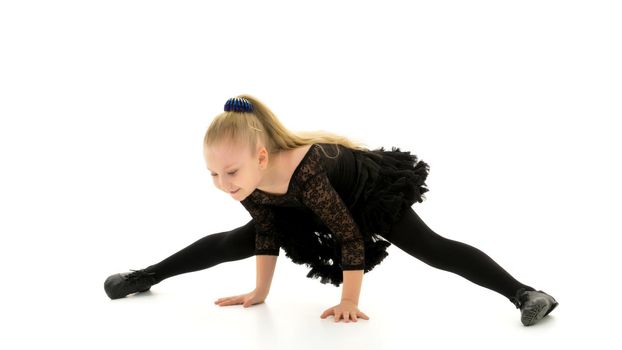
left=144, top=208, right=534, bottom=304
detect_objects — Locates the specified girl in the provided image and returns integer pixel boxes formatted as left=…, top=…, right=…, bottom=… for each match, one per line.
left=104, top=94, right=558, bottom=326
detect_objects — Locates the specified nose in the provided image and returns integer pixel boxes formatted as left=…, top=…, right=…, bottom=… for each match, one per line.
left=214, top=176, right=236, bottom=193
left=215, top=178, right=227, bottom=191
left=220, top=180, right=235, bottom=192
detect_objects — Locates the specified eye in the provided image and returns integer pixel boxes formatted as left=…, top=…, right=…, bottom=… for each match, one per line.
left=210, top=170, right=237, bottom=177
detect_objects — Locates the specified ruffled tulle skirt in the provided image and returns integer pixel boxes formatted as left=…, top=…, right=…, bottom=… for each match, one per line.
left=271, top=146, right=430, bottom=287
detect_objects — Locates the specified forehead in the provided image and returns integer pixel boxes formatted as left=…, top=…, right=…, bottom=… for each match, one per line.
left=204, top=141, right=248, bottom=170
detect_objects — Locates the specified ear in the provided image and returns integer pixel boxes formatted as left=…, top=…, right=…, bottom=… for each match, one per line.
left=257, top=147, right=270, bottom=170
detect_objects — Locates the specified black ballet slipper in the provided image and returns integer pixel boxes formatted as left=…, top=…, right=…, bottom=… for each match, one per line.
left=104, top=269, right=158, bottom=300
left=510, top=287, right=559, bottom=326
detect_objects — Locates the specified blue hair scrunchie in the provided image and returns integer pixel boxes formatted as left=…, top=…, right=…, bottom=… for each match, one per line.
left=224, top=97, right=254, bottom=112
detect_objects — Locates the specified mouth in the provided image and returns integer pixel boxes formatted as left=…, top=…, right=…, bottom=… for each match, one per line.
left=229, top=189, right=240, bottom=194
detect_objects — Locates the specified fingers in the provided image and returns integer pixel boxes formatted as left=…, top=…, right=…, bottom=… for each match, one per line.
left=322, top=310, right=350, bottom=322
left=215, top=295, right=261, bottom=308
left=214, top=296, right=241, bottom=306
left=321, top=310, right=369, bottom=322
left=320, top=307, right=333, bottom=319
left=336, top=313, right=364, bottom=322
left=339, top=312, right=358, bottom=323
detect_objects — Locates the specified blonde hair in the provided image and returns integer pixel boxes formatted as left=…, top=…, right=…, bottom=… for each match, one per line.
left=203, top=94, right=370, bottom=158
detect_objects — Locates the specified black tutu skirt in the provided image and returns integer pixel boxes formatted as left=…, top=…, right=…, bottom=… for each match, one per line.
left=270, top=146, right=430, bottom=287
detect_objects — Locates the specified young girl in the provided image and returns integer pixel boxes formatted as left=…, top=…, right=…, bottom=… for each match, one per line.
left=104, top=94, right=559, bottom=326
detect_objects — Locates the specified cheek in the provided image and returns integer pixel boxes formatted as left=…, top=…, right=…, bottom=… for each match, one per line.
left=212, top=176, right=225, bottom=187
left=247, top=173, right=259, bottom=187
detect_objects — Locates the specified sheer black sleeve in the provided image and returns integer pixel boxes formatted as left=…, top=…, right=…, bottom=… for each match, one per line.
left=240, top=198, right=280, bottom=256
left=300, top=169, right=365, bottom=270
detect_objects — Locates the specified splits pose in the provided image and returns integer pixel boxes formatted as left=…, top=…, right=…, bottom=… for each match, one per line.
left=105, top=95, right=558, bottom=326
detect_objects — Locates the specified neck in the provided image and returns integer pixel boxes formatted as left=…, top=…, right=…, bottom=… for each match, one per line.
left=258, top=150, right=286, bottom=190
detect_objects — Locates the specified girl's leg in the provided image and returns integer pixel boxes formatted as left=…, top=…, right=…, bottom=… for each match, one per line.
left=143, top=219, right=256, bottom=284
left=380, top=207, right=535, bottom=304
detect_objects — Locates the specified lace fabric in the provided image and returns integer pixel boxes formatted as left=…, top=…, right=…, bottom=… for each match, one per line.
left=239, top=196, right=281, bottom=256
left=300, top=170, right=365, bottom=270
left=240, top=143, right=365, bottom=269
left=239, top=143, right=429, bottom=286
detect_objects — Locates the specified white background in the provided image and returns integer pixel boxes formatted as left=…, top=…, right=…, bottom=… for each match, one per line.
left=1, top=0, right=621, bottom=349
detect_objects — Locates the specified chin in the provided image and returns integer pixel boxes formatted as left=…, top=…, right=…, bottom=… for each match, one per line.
left=233, top=194, right=247, bottom=202
left=229, top=189, right=245, bottom=200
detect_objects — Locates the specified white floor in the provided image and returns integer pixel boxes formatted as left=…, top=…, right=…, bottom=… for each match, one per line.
left=7, top=235, right=618, bottom=350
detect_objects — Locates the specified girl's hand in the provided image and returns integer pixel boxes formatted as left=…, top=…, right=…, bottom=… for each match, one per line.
left=320, top=300, right=370, bottom=323
left=214, top=289, right=267, bottom=308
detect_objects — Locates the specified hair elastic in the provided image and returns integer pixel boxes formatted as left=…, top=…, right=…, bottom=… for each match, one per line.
left=224, top=97, right=254, bottom=112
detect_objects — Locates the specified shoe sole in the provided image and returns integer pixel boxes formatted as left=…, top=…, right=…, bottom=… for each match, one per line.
left=522, top=299, right=559, bottom=326
left=105, top=285, right=152, bottom=300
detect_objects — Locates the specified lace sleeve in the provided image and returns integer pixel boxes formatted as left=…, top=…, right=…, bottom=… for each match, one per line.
left=300, top=170, right=365, bottom=270
left=240, top=198, right=280, bottom=256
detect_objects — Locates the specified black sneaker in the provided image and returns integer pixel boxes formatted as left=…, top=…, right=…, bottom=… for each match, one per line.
left=510, top=287, right=559, bottom=326
left=104, top=269, right=158, bottom=300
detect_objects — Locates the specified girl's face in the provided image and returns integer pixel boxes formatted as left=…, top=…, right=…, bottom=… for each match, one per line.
left=203, top=140, right=270, bottom=201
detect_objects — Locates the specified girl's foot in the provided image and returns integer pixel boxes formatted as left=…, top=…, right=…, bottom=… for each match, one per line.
left=510, top=288, right=559, bottom=326
left=104, top=268, right=158, bottom=300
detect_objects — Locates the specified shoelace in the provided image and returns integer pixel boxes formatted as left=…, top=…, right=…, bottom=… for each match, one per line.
left=123, top=269, right=157, bottom=282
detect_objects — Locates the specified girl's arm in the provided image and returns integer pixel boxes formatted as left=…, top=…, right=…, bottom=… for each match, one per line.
left=341, top=270, right=364, bottom=305
left=320, top=269, right=369, bottom=322
left=255, top=254, right=278, bottom=295
left=214, top=254, right=276, bottom=308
